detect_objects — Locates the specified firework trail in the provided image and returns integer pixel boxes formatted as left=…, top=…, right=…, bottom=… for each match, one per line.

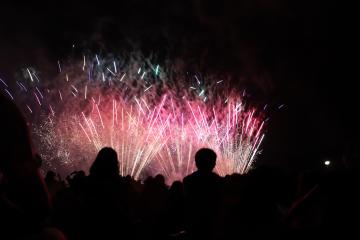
left=2, top=52, right=265, bottom=182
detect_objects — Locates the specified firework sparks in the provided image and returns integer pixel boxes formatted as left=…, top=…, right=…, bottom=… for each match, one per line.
left=27, top=68, right=34, bottom=82
left=0, top=78, right=8, bottom=87
left=4, top=89, right=14, bottom=100
left=8, top=53, right=266, bottom=182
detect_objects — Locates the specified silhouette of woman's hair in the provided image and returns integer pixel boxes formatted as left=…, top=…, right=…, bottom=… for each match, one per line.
left=195, top=148, right=217, bottom=172
left=89, top=147, right=119, bottom=178
left=0, top=93, right=34, bottom=171
left=0, top=93, right=50, bottom=223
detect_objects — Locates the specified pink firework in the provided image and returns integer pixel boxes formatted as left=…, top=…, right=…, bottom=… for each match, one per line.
left=5, top=53, right=265, bottom=182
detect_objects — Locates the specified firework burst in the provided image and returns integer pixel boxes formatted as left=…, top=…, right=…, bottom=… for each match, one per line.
left=2, top=53, right=265, bottom=182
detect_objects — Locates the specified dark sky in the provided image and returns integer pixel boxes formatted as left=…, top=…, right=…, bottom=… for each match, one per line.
left=0, top=1, right=351, bottom=170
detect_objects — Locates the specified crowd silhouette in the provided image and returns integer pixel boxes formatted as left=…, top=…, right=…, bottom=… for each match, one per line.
left=1, top=93, right=360, bottom=239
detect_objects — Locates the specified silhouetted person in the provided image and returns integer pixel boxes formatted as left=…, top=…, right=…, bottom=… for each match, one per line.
left=52, top=171, right=88, bottom=239
left=220, top=168, right=284, bottom=238
left=66, top=170, right=86, bottom=190
left=140, top=174, right=169, bottom=240
left=0, top=93, right=65, bottom=239
left=183, top=148, right=223, bottom=240
left=45, top=170, right=64, bottom=200
left=89, top=147, right=119, bottom=179
left=80, top=147, right=134, bottom=239
left=167, top=181, right=185, bottom=236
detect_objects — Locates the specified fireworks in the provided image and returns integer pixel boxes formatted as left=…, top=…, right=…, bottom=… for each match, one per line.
left=2, top=53, right=265, bottom=182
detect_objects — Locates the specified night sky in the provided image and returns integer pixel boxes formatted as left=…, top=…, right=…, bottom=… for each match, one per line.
left=1, top=1, right=351, bottom=171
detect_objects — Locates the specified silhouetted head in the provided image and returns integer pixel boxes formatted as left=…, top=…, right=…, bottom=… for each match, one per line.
left=45, top=170, right=56, bottom=181
left=195, top=148, right=217, bottom=172
left=0, top=93, right=34, bottom=173
left=90, top=147, right=119, bottom=179
left=170, top=181, right=184, bottom=193
left=124, top=174, right=132, bottom=182
left=154, top=174, right=166, bottom=186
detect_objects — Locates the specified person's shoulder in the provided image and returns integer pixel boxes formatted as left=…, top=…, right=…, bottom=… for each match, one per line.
left=211, top=172, right=223, bottom=181
left=183, top=174, right=191, bottom=183
left=183, top=172, right=197, bottom=183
